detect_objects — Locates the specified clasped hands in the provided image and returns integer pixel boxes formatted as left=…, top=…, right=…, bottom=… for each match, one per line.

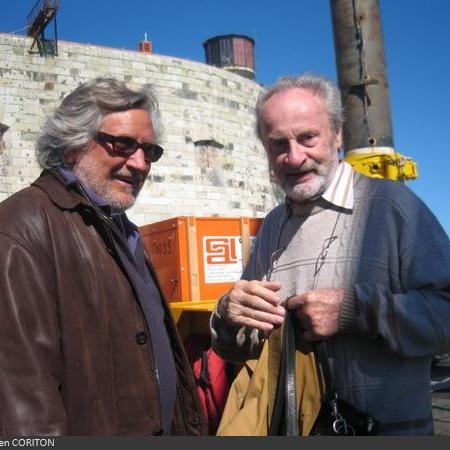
left=217, top=279, right=344, bottom=341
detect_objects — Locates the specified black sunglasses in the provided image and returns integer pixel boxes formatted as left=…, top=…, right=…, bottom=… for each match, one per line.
left=95, top=131, right=164, bottom=162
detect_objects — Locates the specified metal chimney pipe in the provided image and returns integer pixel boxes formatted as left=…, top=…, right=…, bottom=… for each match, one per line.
left=330, top=0, right=394, bottom=156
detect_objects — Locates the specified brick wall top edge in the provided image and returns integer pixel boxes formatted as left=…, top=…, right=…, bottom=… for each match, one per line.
left=0, top=33, right=264, bottom=90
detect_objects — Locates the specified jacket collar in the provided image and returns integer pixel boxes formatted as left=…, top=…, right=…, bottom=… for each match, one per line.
left=32, top=169, right=90, bottom=210
left=33, top=169, right=140, bottom=252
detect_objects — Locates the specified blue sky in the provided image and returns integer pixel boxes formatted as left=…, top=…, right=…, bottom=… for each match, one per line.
left=2, top=0, right=450, bottom=235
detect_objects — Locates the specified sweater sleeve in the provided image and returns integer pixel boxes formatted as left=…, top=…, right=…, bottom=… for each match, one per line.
left=351, top=186, right=450, bottom=357
left=354, top=240, right=450, bottom=357
left=210, top=304, right=265, bottom=363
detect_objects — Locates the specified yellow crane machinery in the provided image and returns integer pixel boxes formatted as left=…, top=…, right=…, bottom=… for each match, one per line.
left=346, top=151, right=418, bottom=181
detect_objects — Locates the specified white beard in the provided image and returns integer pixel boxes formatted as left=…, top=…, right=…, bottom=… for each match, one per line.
left=279, top=149, right=339, bottom=203
left=74, top=159, right=142, bottom=212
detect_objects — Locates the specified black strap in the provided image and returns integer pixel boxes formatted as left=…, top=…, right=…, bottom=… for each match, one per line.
left=316, top=341, right=334, bottom=396
left=284, top=310, right=298, bottom=435
left=268, top=311, right=298, bottom=436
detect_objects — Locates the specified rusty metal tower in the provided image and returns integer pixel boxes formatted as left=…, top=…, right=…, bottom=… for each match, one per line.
left=27, top=0, right=60, bottom=56
left=330, top=0, right=417, bottom=180
left=203, top=35, right=256, bottom=80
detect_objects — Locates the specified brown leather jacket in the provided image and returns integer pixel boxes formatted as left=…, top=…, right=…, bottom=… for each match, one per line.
left=0, top=170, right=206, bottom=436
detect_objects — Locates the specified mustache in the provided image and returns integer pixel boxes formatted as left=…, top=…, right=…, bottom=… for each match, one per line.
left=285, top=161, right=319, bottom=174
left=113, top=168, right=146, bottom=184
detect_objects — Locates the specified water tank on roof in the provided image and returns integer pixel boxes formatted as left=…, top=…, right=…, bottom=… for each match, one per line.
left=203, top=34, right=255, bottom=80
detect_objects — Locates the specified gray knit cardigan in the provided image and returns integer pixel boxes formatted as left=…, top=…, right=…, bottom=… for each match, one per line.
left=212, top=172, right=450, bottom=435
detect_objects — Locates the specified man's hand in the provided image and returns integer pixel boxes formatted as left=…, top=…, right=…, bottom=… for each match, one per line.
left=217, top=280, right=285, bottom=333
left=286, top=288, right=345, bottom=340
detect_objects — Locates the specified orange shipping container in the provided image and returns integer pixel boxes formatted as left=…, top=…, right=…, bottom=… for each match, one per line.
left=140, top=216, right=262, bottom=318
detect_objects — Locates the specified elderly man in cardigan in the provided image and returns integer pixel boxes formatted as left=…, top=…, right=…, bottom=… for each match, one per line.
left=212, top=73, right=450, bottom=435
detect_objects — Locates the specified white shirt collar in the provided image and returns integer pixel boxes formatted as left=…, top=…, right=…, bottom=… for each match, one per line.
left=321, top=160, right=355, bottom=210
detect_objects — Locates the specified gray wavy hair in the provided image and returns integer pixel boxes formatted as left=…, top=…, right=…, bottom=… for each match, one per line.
left=255, top=73, right=344, bottom=140
left=36, top=77, right=163, bottom=169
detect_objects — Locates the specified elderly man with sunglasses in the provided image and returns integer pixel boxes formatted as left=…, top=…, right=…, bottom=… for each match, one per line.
left=0, top=78, right=206, bottom=436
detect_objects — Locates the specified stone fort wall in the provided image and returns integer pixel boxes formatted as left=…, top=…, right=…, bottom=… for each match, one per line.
left=0, top=33, right=280, bottom=225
